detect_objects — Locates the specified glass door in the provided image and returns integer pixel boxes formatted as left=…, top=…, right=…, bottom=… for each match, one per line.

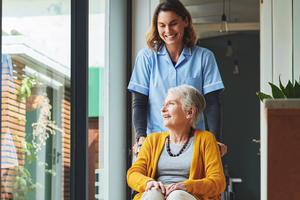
left=1, top=0, right=71, bottom=199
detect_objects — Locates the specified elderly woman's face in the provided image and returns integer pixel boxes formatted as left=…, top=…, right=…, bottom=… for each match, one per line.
left=161, top=92, right=189, bottom=129
left=157, top=11, right=188, bottom=47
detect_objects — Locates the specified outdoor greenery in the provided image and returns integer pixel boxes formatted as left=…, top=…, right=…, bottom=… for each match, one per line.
left=17, top=76, right=39, bottom=123
left=13, top=76, right=57, bottom=199
left=13, top=141, right=55, bottom=200
left=17, top=76, right=39, bottom=102
left=257, top=76, right=300, bottom=102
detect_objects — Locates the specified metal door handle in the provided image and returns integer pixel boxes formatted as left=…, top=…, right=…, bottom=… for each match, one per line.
left=252, top=139, right=260, bottom=155
left=252, top=139, right=260, bottom=144
left=57, top=152, right=62, bottom=163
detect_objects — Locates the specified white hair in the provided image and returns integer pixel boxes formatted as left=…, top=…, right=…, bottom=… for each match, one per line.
left=167, top=84, right=206, bottom=128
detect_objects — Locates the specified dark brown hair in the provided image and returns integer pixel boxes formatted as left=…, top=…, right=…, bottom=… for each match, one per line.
left=146, top=0, right=197, bottom=52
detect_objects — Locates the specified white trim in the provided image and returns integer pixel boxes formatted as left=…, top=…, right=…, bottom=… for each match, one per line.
left=2, top=35, right=70, bottom=87
left=203, top=81, right=222, bottom=88
left=294, top=0, right=300, bottom=80
left=2, top=36, right=70, bottom=77
left=260, top=2, right=272, bottom=199
left=129, top=82, right=149, bottom=89
left=104, top=0, right=127, bottom=199
left=272, top=0, right=293, bottom=85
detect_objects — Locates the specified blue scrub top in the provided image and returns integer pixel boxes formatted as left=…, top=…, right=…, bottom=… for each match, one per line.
left=128, top=44, right=224, bottom=135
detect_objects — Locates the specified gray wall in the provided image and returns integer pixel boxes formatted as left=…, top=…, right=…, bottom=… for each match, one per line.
left=200, top=33, right=260, bottom=200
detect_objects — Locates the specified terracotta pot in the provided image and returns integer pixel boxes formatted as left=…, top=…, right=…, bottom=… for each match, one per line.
left=264, top=99, right=300, bottom=200
left=26, top=86, right=46, bottom=111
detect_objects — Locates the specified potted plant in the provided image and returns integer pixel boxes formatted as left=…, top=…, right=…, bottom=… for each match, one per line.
left=17, top=76, right=39, bottom=102
left=257, top=76, right=300, bottom=199
left=17, top=76, right=45, bottom=111
left=18, top=76, right=64, bottom=152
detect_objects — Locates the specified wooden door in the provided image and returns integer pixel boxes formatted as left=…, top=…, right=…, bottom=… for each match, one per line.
left=88, top=118, right=99, bottom=200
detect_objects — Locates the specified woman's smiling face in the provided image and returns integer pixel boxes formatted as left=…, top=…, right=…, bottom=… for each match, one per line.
left=157, top=11, right=188, bottom=47
left=161, top=92, right=188, bottom=129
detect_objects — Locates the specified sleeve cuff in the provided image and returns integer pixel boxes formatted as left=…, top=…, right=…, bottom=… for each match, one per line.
left=128, top=82, right=149, bottom=95
left=203, top=81, right=224, bottom=95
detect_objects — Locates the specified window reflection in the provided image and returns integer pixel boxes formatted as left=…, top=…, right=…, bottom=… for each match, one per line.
left=1, top=1, right=71, bottom=200
left=1, top=0, right=106, bottom=199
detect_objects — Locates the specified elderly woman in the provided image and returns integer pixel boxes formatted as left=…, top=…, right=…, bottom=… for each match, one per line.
left=127, top=85, right=225, bottom=200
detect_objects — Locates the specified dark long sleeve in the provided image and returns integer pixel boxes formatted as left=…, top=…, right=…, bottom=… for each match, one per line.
left=133, top=92, right=148, bottom=140
left=204, top=90, right=222, bottom=142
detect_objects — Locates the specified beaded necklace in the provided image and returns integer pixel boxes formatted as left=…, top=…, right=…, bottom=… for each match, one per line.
left=166, top=127, right=194, bottom=157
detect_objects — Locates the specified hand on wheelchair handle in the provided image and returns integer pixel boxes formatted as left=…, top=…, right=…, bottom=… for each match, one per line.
left=137, top=145, right=142, bottom=155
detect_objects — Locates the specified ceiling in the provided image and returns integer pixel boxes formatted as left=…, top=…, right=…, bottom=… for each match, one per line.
left=181, top=0, right=260, bottom=39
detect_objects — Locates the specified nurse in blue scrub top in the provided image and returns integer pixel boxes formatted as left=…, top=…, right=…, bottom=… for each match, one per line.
left=128, top=0, right=227, bottom=159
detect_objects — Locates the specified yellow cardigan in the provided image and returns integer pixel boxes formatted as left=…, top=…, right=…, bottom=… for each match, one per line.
left=127, top=130, right=226, bottom=200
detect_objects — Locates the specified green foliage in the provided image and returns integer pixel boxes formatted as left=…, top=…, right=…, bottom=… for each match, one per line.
left=13, top=166, right=41, bottom=199
left=257, top=76, right=300, bottom=102
left=45, top=169, right=56, bottom=176
left=14, top=76, right=58, bottom=199
left=17, top=76, right=38, bottom=122
left=13, top=141, right=55, bottom=199
left=20, top=141, right=36, bottom=164
left=18, top=118, right=27, bottom=123
left=17, top=76, right=39, bottom=101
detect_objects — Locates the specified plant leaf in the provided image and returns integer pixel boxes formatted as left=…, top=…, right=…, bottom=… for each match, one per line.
left=27, top=154, right=37, bottom=163
left=19, top=177, right=27, bottom=186
left=19, top=93, right=26, bottom=101
left=18, top=118, right=27, bottom=122
left=20, top=78, right=28, bottom=94
left=21, top=185, right=29, bottom=194
left=36, top=182, right=44, bottom=189
left=256, top=92, right=273, bottom=102
left=294, top=80, right=300, bottom=98
left=24, top=168, right=31, bottom=178
left=14, top=182, right=19, bottom=189
left=18, top=166, right=24, bottom=173
left=30, top=184, right=36, bottom=190
left=25, top=84, right=31, bottom=97
left=18, top=76, right=39, bottom=100
left=269, top=82, right=286, bottom=99
left=26, top=142, right=33, bottom=149
left=33, top=77, right=39, bottom=84
left=45, top=169, right=56, bottom=176
left=279, top=75, right=287, bottom=96
left=285, top=80, right=295, bottom=98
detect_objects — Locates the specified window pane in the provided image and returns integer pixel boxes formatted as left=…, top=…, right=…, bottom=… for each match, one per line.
left=1, top=1, right=71, bottom=200
left=89, top=0, right=105, bottom=199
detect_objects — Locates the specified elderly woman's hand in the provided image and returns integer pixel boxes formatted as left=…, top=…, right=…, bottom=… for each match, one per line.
left=145, top=180, right=166, bottom=194
left=165, top=183, right=187, bottom=198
